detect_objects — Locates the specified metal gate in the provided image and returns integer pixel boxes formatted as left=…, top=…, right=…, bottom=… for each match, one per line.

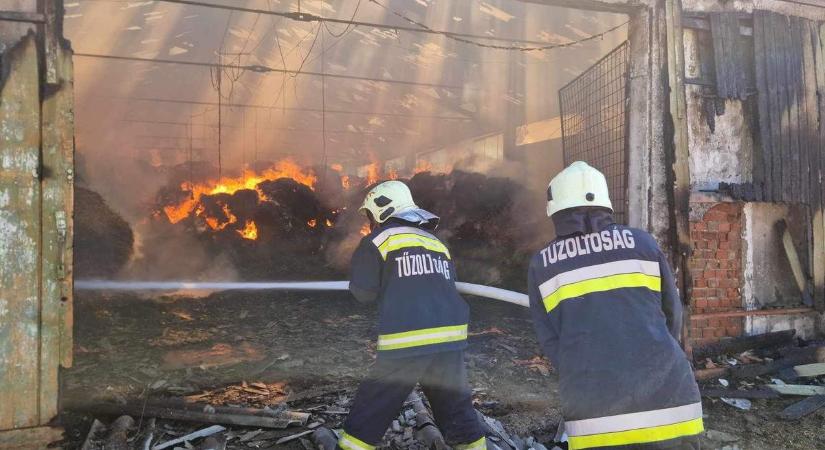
left=559, top=42, right=630, bottom=224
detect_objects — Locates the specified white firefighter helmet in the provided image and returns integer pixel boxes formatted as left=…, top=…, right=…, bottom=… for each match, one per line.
left=546, top=161, right=613, bottom=217
left=360, top=180, right=439, bottom=226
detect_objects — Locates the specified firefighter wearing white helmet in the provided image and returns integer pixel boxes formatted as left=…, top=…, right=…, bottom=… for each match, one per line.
left=359, top=180, right=440, bottom=227
left=528, top=161, right=704, bottom=450
left=546, top=160, right=613, bottom=217
left=331, top=179, right=485, bottom=450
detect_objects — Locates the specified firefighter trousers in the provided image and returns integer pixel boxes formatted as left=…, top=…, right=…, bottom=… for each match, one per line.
left=338, top=350, right=484, bottom=450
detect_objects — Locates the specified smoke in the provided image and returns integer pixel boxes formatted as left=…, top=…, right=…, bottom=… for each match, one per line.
left=66, top=1, right=625, bottom=288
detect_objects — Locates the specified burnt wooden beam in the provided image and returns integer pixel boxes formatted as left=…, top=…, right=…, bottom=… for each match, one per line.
left=780, top=395, right=825, bottom=420
left=0, top=10, right=45, bottom=23
left=699, top=387, right=780, bottom=399
left=692, top=329, right=796, bottom=362
left=665, top=0, right=693, bottom=350
left=514, top=0, right=648, bottom=14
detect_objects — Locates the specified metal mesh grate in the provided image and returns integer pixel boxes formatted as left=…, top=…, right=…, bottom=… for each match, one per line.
left=559, top=42, right=630, bottom=224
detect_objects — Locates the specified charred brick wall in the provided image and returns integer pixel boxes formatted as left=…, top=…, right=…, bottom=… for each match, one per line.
left=688, top=203, right=744, bottom=346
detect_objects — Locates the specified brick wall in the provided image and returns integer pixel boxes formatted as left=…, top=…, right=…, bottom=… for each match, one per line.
left=688, top=203, right=744, bottom=347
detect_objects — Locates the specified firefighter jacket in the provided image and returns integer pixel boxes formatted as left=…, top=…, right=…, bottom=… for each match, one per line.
left=349, top=220, right=470, bottom=359
left=528, top=208, right=703, bottom=450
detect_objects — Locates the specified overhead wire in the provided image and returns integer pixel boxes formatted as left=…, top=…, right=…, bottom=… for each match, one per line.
left=368, top=0, right=628, bottom=52
left=103, top=0, right=603, bottom=49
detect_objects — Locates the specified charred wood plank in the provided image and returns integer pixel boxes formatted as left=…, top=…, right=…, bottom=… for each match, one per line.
left=810, top=23, right=825, bottom=311
left=788, top=18, right=804, bottom=203
left=777, top=14, right=794, bottom=203
left=153, top=425, right=225, bottom=450
left=767, top=384, right=825, bottom=396
left=81, top=403, right=303, bottom=429
left=692, top=329, right=796, bottom=362
left=699, top=387, right=779, bottom=399
left=710, top=13, right=750, bottom=100
left=730, top=344, right=825, bottom=379
left=766, top=12, right=784, bottom=201
left=779, top=395, right=825, bottom=420
left=694, top=367, right=730, bottom=382
left=801, top=21, right=817, bottom=208
left=753, top=11, right=771, bottom=200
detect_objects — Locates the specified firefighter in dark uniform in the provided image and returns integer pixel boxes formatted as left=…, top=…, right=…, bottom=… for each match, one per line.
left=336, top=180, right=486, bottom=450
left=527, top=162, right=703, bottom=450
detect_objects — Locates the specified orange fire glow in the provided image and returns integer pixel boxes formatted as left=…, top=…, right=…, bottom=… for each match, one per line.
left=360, top=223, right=371, bottom=236
left=204, top=204, right=238, bottom=231
left=325, top=219, right=333, bottom=227
left=307, top=219, right=317, bottom=228
left=365, top=163, right=381, bottom=185
left=238, top=220, right=258, bottom=240
left=162, top=159, right=318, bottom=224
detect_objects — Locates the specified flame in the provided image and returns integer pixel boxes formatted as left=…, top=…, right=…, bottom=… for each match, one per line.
left=205, top=204, right=237, bottom=231
left=360, top=223, right=371, bottom=236
left=342, top=175, right=351, bottom=189
left=414, top=159, right=433, bottom=173
left=238, top=220, right=258, bottom=240
left=307, top=219, right=317, bottom=228
left=162, top=159, right=317, bottom=224
left=330, top=163, right=343, bottom=172
left=365, top=163, right=381, bottom=185
left=325, top=219, right=333, bottom=227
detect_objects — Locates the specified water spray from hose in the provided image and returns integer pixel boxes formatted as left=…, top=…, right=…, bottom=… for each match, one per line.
left=74, top=280, right=529, bottom=308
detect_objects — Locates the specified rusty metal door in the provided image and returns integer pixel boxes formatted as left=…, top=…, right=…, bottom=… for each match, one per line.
left=0, top=2, right=74, bottom=443
left=559, top=42, right=631, bottom=223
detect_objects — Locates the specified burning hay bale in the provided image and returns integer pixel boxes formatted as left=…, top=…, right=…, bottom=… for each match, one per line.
left=144, top=160, right=547, bottom=287
left=74, top=186, right=134, bottom=278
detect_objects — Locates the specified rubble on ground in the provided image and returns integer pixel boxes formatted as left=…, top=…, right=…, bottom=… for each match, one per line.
left=694, top=330, right=825, bottom=422
left=71, top=387, right=564, bottom=450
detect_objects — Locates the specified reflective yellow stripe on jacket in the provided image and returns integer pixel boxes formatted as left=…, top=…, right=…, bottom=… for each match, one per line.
left=338, top=432, right=375, bottom=450
left=455, top=436, right=487, bottom=450
left=372, top=226, right=450, bottom=260
left=566, top=402, right=704, bottom=449
left=539, top=259, right=661, bottom=314
left=378, top=324, right=467, bottom=351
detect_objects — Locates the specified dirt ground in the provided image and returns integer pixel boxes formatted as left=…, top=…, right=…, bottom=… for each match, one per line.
left=60, top=291, right=825, bottom=449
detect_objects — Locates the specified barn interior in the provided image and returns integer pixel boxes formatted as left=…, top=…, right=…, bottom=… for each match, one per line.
left=62, top=0, right=633, bottom=447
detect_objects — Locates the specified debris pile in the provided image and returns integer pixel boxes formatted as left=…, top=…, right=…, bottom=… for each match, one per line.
left=693, top=329, right=825, bottom=420
left=74, top=186, right=135, bottom=278
left=73, top=387, right=565, bottom=450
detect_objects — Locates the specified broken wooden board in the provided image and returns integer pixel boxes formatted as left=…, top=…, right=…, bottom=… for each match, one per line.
left=779, top=395, right=825, bottom=420
left=730, top=350, right=823, bottom=380
left=766, top=384, right=825, bottom=396
left=85, top=403, right=304, bottom=429
left=153, top=425, right=225, bottom=450
left=692, top=330, right=795, bottom=362
left=699, top=387, right=780, bottom=399
left=790, top=363, right=825, bottom=378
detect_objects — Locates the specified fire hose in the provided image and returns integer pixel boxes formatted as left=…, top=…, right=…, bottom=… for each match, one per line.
left=74, top=280, right=529, bottom=308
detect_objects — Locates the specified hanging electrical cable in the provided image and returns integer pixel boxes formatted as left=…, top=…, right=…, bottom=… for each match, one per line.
left=320, top=28, right=328, bottom=194
left=368, top=0, right=628, bottom=52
